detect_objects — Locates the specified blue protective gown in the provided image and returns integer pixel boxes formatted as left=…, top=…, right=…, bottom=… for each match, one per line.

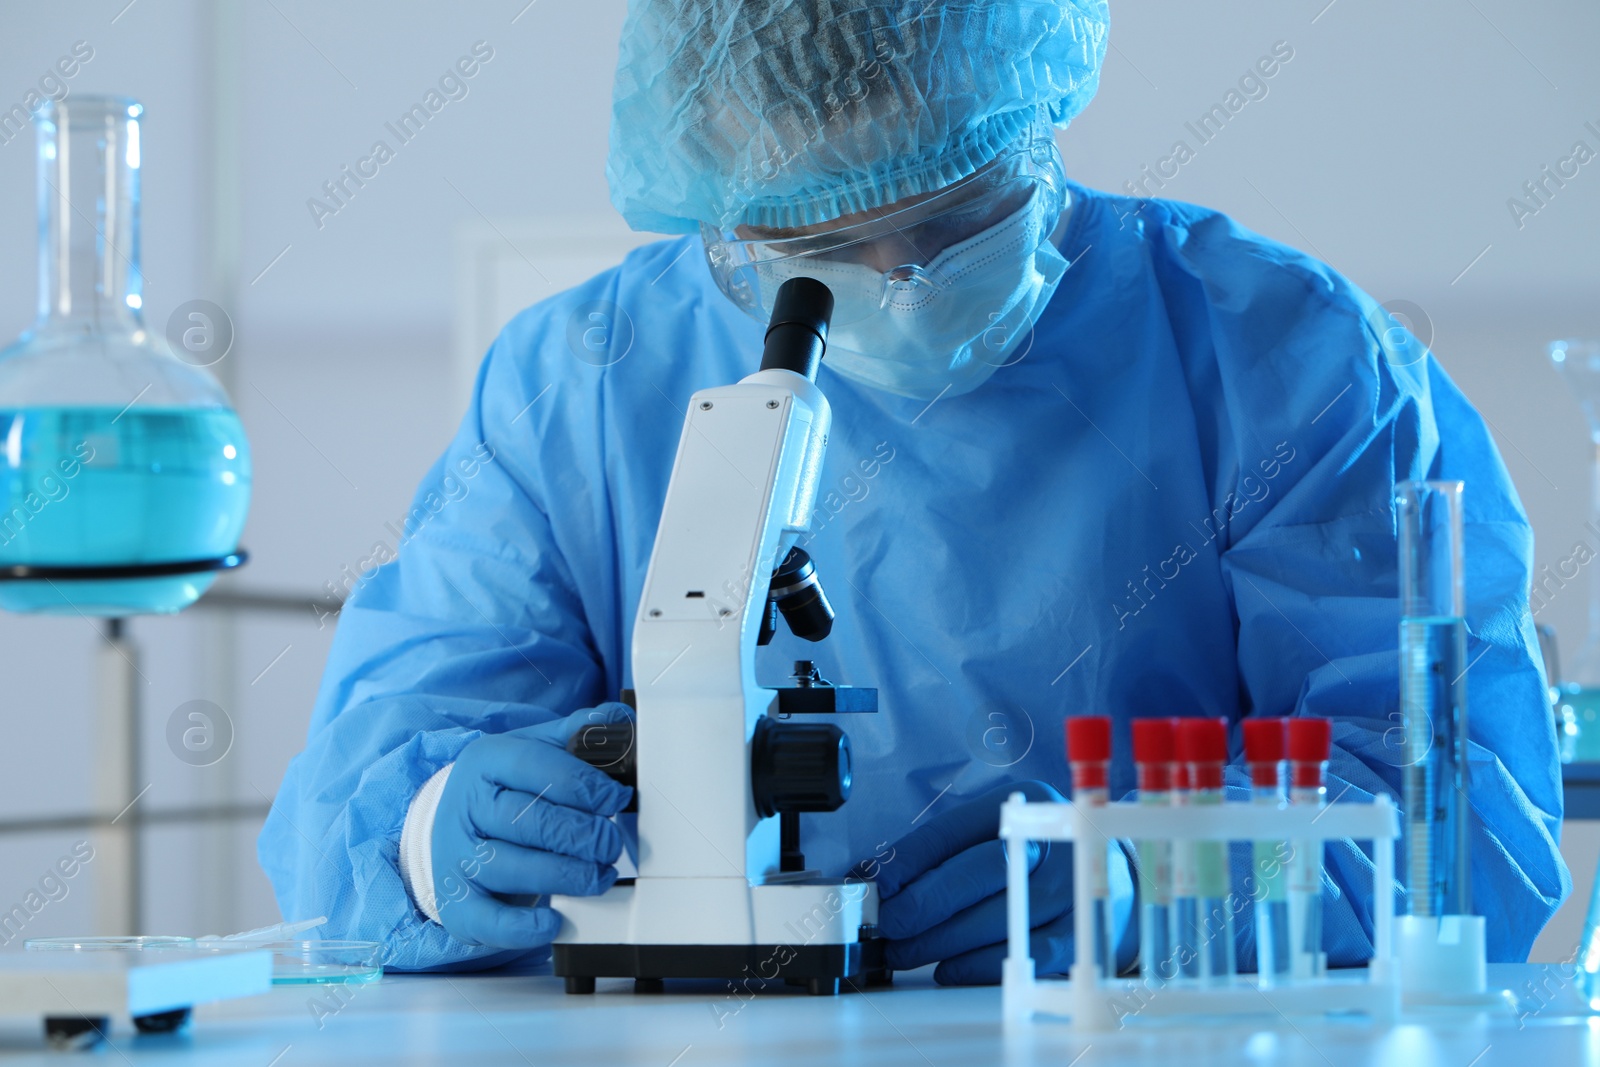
left=259, top=181, right=1569, bottom=973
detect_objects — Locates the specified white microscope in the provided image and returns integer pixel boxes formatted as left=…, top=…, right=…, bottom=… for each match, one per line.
left=551, top=277, right=888, bottom=996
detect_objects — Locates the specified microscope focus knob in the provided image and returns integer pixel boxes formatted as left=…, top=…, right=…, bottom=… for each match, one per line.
left=750, top=718, right=851, bottom=818
left=566, top=721, right=636, bottom=787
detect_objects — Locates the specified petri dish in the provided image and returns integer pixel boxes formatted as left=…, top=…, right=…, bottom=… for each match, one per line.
left=26, top=936, right=196, bottom=951
left=24, top=935, right=380, bottom=984
left=255, top=940, right=383, bottom=985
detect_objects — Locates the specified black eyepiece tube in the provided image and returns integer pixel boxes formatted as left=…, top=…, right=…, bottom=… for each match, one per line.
left=760, top=277, right=834, bottom=381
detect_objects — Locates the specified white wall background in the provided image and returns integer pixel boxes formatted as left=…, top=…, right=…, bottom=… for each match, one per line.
left=0, top=0, right=1596, bottom=954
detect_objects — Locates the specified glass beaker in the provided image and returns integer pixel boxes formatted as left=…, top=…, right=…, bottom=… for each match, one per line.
left=1549, top=341, right=1600, bottom=759
left=0, top=96, right=250, bottom=614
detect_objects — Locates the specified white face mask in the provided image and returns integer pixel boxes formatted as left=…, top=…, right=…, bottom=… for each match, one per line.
left=763, top=191, right=1070, bottom=401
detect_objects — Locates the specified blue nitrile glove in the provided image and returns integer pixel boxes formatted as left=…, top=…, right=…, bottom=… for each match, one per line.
left=432, top=704, right=633, bottom=948
left=865, top=780, right=1135, bottom=985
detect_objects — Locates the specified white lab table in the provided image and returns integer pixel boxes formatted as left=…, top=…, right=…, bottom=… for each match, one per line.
left=0, top=963, right=1594, bottom=1064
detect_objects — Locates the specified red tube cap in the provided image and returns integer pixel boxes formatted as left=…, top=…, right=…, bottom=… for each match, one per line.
left=1287, top=717, right=1332, bottom=762
left=1066, top=715, right=1112, bottom=763
left=1176, top=717, right=1228, bottom=763
left=1242, top=718, right=1287, bottom=763
left=1131, top=718, right=1173, bottom=763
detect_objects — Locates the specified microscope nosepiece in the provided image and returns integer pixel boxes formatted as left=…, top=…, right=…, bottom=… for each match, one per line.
left=769, top=547, right=834, bottom=642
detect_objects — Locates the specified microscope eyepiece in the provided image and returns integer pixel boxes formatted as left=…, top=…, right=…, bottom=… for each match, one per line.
left=759, top=277, right=833, bottom=381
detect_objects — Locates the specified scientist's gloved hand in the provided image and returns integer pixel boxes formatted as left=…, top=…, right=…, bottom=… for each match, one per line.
left=863, top=780, right=1134, bottom=986
left=431, top=704, right=633, bottom=949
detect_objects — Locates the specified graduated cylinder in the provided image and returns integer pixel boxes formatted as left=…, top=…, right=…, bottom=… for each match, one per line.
left=1396, top=480, right=1470, bottom=918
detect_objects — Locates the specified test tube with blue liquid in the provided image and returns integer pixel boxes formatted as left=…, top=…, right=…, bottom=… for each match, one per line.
left=1397, top=480, right=1471, bottom=920
left=1132, top=719, right=1176, bottom=985
left=1066, top=716, right=1115, bottom=977
left=1169, top=723, right=1198, bottom=983
left=1287, top=717, right=1331, bottom=979
left=1243, top=718, right=1290, bottom=987
left=1176, top=717, right=1235, bottom=985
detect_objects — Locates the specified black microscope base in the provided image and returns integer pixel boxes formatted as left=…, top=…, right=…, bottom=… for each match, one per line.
left=553, top=939, right=890, bottom=996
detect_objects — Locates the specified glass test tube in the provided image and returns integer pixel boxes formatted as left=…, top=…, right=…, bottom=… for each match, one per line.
left=1066, top=715, right=1115, bottom=978
left=1131, top=719, right=1176, bottom=985
left=1243, top=718, right=1290, bottom=988
left=1397, top=480, right=1471, bottom=918
left=1177, top=717, right=1236, bottom=985
left=1169, top=729, right=1197, bottom=983
left=1287, top=717, right=1331, bottom=980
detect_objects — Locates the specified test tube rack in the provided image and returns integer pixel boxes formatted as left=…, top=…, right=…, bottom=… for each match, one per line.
left=1000, top=792, right=1400, bottom=1032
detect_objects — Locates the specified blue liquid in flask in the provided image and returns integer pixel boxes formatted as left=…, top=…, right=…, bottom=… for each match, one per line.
left=0, top=406, right=250, bottom=615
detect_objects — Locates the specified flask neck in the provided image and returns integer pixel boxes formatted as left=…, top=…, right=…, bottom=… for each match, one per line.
left=36, top=97, right=144, bottom=331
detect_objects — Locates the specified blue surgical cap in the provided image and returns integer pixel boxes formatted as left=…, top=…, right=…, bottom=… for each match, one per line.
left=607, top=0, right=1110, bottom=234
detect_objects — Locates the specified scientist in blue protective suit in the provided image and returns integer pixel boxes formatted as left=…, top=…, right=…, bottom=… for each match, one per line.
left=261, top=0, right=1569, bottom=982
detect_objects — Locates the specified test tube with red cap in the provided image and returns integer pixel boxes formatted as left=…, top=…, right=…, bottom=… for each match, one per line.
left=1287, top=717, right=1332, bottom=980
left=1066, top=715, right=1114, bottom=976
left=1131, top=719, right=1176, bottom=985
left=1168, top=718, right=1197, bottom=982
left=1176, top=717, right=1236, bottom=984
left=1243, top=718, right=1291, bottom=987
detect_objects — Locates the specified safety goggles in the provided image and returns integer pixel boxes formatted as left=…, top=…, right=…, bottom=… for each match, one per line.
left=702, top=125, right=1067, bottom=328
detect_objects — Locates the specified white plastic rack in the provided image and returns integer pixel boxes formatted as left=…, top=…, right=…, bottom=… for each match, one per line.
left=1000, top=792, right=1400, bottom=1031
